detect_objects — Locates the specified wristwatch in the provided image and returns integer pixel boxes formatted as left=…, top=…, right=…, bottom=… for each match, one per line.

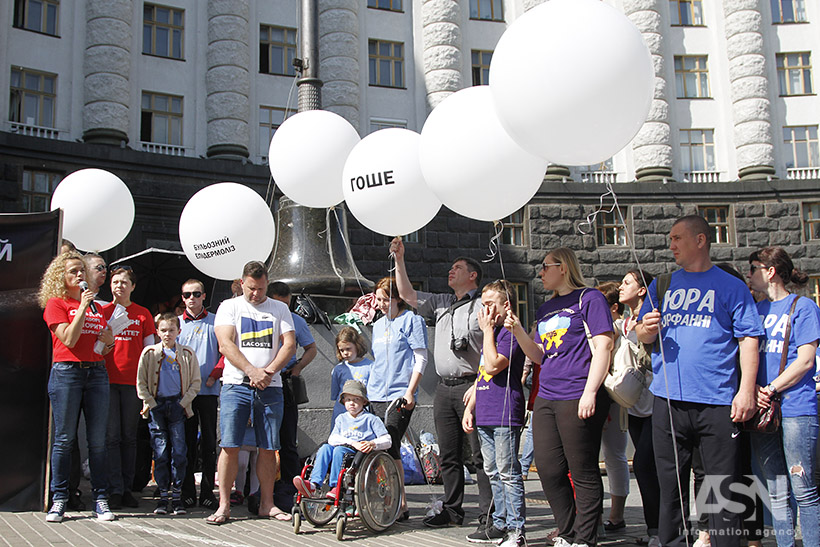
left=765, top=383, right=778, bottom=394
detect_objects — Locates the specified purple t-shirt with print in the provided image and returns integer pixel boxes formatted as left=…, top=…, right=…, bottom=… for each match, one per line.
left=475, top=327, right=526, bottom=427
left=535, top=288, right=613, bottom=401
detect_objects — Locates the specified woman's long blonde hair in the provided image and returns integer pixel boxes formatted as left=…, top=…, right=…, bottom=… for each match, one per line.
left=38, top=251, right=86, bottom=309
left=547, top=247, right=587, bottom=295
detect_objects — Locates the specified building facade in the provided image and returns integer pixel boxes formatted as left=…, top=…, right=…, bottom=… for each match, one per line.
left=1, top=0, right=819, bottom=319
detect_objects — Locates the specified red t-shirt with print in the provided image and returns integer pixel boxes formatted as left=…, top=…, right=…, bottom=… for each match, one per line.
left=103, top=302, right=157, bottom=385
left=44, top=298, right=107, bottom=363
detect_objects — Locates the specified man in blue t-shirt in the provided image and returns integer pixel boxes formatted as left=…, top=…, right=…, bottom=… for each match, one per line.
left=268, top=281, right=317, bottom=510
left=637, top=215, right=764, bottom=547
left=178, top=279, right=220, bottom=509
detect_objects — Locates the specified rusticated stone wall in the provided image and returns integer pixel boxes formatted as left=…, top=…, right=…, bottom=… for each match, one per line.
left=421, top=0, right=463, bottom=111
left=319, top=0, right=360, bottom=131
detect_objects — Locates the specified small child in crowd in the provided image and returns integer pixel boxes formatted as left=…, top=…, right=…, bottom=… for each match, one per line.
left=293, top=381, right=391, bottom=500
left=463, top=280, right=527, bottom=547
left=136, top=312, right=201, bottom=516
left=330, top=327, right=373, bottom=426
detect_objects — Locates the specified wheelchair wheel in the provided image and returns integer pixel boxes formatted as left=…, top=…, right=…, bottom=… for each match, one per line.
left=300, top=485, right=338, bottom=527
left=335, top=514, right=347, bottom=541
left=292, top=508, right=301, bottom=534
left=354, top=451, right=402, bottom=533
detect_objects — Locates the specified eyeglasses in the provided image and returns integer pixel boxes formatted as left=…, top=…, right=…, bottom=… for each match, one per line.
left=182, top=291, right=203, bottom=299
left=749, top=264, right=769, bottom=273
left=109, top=264, right=133, bottom=272
left=538, top=262, right=562, bottom=272
left=93, top=264, right=107, bottom=272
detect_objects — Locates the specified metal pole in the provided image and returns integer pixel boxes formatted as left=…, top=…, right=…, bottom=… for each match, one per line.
left=297, top=0, right=322, bottom=112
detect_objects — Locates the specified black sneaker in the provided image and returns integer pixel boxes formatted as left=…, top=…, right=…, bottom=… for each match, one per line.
left=45, top=500, right=66, bottom=523
left=154, top=499, right=169, bottom=515
left=172, top=499, right=186, bottom=515
left=467, top=524, right=507, bottom=543
left=122, top=490, right=140, bottom=508
left=423, top=511, right=453, bottom=528
left=182, top=496, right=196, bottom=508
left=108, top=493, right=123, bottom=510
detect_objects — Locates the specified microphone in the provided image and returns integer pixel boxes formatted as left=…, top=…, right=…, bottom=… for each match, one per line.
left=79, top=281, right=98, bottom=314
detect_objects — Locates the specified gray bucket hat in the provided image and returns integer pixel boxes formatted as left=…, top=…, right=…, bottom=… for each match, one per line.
left=340, top=380, right=369, bottom=405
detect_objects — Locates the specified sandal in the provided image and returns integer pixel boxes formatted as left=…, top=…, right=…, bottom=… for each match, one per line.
left=205, top=512, right=230, bottom=526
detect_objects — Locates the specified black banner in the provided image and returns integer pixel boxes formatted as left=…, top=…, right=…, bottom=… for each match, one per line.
left=0, top=211, right=61, bottom=511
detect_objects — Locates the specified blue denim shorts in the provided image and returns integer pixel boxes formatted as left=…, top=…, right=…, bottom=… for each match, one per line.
left=220, top=383, right=284, bottom=451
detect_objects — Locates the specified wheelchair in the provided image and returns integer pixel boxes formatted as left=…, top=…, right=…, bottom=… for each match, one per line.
left=291, top=448, right=402, bottom=540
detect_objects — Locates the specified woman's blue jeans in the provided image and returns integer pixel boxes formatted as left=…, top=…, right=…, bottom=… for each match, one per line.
left=751, top=415, right=820, bottom=547
left=48, top=362, right=110, bottom=501
left=149, top=396, right=188, bottom=493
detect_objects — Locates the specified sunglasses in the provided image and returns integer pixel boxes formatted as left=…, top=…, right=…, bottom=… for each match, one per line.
left=538, top=262, right=562, bottom=271
left=749, top=264, right=769, bottom=273
left=182, top=291, right=203, bottom=299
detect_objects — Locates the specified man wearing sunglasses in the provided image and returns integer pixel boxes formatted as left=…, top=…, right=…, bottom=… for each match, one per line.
left=177, top=279, right=220, bottom=509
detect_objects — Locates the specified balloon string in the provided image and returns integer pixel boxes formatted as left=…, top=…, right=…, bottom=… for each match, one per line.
left=592, top=180, right=686, bottom=542
left=576, top=183, right=617, bottom=236
left=331, top=207, right=368, bottom=296
left=483, top=220, right=505, bottom=264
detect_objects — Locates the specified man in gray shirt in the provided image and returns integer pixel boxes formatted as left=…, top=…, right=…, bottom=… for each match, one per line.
left=390, top=238, right=492, bottom=537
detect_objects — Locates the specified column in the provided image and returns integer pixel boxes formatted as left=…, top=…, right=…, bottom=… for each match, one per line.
left=318, top=0, right=359, bottom=131
left=625, top=0, right=674, bottom=181
left=82, top=0, right=132, bottom=145
left=724, top=0, right=776, bottom=180
left=206, top=0, right=250, bottom=159
left=421, top=0, right=463, bottom=112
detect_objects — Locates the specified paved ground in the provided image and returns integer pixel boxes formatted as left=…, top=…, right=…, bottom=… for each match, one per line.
left=0, top=474, right=785, bottom=546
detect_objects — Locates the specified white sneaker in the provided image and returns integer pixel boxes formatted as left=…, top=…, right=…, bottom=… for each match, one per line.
left=553, top=538, right=572, bottom=547
left=45, top=500, right=66, bottom=523
left=571, top=544, right=590, bottom=547
left=499, top=529, right=526, bottom=547
left=648, top=537, right=661, bottom=547
left=93, top=499, right=116, bottom=521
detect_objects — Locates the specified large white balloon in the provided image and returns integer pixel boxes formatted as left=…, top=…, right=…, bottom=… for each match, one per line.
left=490, top=0, right=654, bottom=166
left=268, top=110, right=360, bottom=208
left=420, top=86, right=548, bottom=222
left=342, top=129, right=441, bottom=236
left=179, top=183, right=275, bottom=280
left=51, top=168, right=134, bottom=252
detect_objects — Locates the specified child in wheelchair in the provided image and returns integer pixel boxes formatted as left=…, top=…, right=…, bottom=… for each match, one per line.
left=293, top=380, right=391, bottom=500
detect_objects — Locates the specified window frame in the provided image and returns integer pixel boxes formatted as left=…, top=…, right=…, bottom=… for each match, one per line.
left=595, top=208, right=629, bottom=247
left=259, top=105, right=289, bottom=156
left=510, top=282, right=530, bottom=328
left=13, top=0, right=60, bottom=36
left=21, top=168, right=61, bottom=212
left=471, top=50, right=493, bottom=86
left=808, top=275, right=820, bottom=307
left=369, top=117, right=407, bottom=133
left=669, top=0, right=704, bottom=26
left=9, top=66, right=57, bottom=128
left=674, top=55, right=711, bottom=99
left=368, top=39, right=405, bottom=89
left=469, top=0, right=504, bottom=22
left=697, top=205, right=734, bottom=245
left=680, top=128, right=716, bottom=173
left=770, top=0, right=807, bottom=24
left=140, top=90, right=183, bottom=146
left=367, top=0, right=403, bottom=12
left=260, top=24, right=298, bottom=77
left=783, top=125, right=819, bottom=169
left=776, top=52, right=814, bottom=96
left=802, top=202, right=820, bottom=242
left=142, top=3, right=184, bottom=60
left=501, top=208, right=527, bottom=247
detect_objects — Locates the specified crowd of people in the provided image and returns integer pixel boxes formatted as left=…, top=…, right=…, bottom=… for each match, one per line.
left=39, top=214, right=820, bottom=547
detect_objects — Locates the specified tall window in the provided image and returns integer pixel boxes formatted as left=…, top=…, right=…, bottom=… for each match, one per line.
left=596, top=210, right=627, bottom=246
left=470, top=0, right=503, bottom=21
left=783, top=126, right=819, bottom=169
left=140, top=91, right=182, bottom=145
left=510, top=282, right=529, bottom=326
left=809, top=276, right=820, bottom=307
left=259, top=106, right=288, bottom=156
left=21, top=169, right=60, bottom=212
left=404, top=230, right=420, bottom=244
left=803, top=202, right=820, bottom=241
left=680, top=129, right=716, bottom=172
left=260, top=25, right=297, bottom=76
left=777, top=53, right=813, bottom=95
left=771, top=0, right=807, bottom=23
left=502, top=209, right=526, bottom=246
left=670, top=0, right=703, bottom=26
left=369, top=118, right=407, bottom=133
left=367, top=0, right=402, bottom=11
left=698, top=205, right=732, bottom=244
left=368, top=40, right=404, bottom=88
left=143, top=4, right=183, bottom=59
left=675, top=56, right=710, bottom=98
left=9, top=67, right=56, bottom=127
left=471, top=50, right=492, bottom=86
left=13, top=0, right=59, bottom=36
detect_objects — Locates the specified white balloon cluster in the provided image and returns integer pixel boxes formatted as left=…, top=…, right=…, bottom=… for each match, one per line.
left=266, top=0, right=653, bottom=238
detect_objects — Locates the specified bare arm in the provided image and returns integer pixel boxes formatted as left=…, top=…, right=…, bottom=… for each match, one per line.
left=265, top=331, right=297, bottom=376
left=52, top=290, right=96, bottom=348
left=731, top=336, right=759, bottom=422
left=478, top=307, right=509, bottom=375
left=578, top=333, right=613, bottom=419
left=389, top=237, right=418, bottom=308
left=290, top=342, right=317, bottom=376
left=461, top=381, right=477, bottom=433
left=635, top=310, right=660, bottom=345
left=504, top=311, right=544, bottom=363
left=757, top=341, right=818, bottom=409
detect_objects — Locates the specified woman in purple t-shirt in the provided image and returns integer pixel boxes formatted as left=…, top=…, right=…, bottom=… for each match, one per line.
left=506, top=247, right=614, bottom=547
